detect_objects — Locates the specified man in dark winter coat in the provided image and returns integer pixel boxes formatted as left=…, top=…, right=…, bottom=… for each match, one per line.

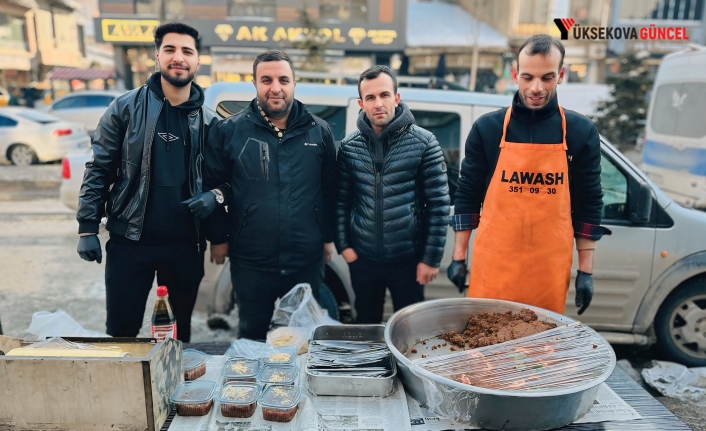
left=76, top=23, right=227, bottom=342
left=199, top=50, right=337, bottom=340
left=336, top=66, right=450, bottom=324
left=448, top=35, right=607, bottom=315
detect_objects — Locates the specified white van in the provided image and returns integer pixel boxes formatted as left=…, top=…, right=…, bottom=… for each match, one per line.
left=202, top=82, right=706, bottom=367
left=643, top=45, right=706, bottom=208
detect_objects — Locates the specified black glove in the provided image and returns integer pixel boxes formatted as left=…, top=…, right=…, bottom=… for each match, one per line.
left=447, top=259, right=468, bottom=293
left=575, top=270, right=594, bottom=315
left=77, top=235, right=102, bottom=264
left=183, top=191, right=217, bottom=219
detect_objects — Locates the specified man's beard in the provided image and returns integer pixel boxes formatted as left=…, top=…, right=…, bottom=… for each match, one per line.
left=258, top=93, right=293, bottom=120
left=160, top=63, right=195, bottom=88
left=519, top=87, right=557, bottom=109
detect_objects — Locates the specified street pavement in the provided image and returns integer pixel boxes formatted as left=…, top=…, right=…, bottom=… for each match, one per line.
left=0, top=164, right=704, bottom=430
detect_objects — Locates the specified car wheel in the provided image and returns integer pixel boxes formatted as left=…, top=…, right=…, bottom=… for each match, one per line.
left=9, top=144, right=37, bottom=167
left=655, top=278, right=706, bottom=367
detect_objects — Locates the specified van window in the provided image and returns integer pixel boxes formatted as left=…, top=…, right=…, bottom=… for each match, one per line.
left=600, top=154, right=629, bottom=220
left=410, top=110, right=462, bottom=204
left=306, top=105, right=346, bottom=145
left=651, top=83, right=706, bottom=139
left=217, top=101, right=249, bottom=118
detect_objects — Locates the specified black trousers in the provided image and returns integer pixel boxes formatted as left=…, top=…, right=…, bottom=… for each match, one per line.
left=104, top=239, right=204, bottom=342
left=349, top=257, right=424, bottom=324
left=231, top=260, right=323, bottom=341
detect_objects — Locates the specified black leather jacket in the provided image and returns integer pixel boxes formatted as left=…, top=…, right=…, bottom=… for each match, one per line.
left=336, top=104, right=450, bottom=267
left=77, top=83, right=221, bottom=249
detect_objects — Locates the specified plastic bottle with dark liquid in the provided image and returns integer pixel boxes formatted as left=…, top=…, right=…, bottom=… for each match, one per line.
left=151, top=285, right=176, bottom=340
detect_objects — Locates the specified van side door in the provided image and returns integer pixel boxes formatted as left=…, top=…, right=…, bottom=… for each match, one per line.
left=564, top=145, right=657, bottom=330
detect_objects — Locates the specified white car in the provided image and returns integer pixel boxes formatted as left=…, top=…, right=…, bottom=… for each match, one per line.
left=43, top=91, right=124, bottom=135
left=0, top=108, right=90, bottom=167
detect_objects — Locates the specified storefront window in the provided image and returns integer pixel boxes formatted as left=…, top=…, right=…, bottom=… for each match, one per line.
left=126, top=46, right=156, bottom=89
left=228, top=0, right=275, bottom=18
left=0, top=13, right=28, bottom=51
left=320, top=0, right=368, bottom=22
left=567, top=63, right=589, bottom=83
left=518, top=0, right=549, bottom=24
left=135, top=0, right=184, bottom=19
left=619, top=0, right=703, bottom=20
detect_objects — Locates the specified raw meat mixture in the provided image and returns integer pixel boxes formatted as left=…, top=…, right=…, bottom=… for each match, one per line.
left=439, top=308, right=557, bottom=350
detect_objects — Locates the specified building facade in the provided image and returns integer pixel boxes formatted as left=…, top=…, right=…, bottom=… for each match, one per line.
left=94, top=0, right=406, bottom=89
left=1, top=0, right=89, bottom=92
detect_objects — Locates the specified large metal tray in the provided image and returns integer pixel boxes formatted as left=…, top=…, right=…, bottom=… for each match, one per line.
left=305, top=324, right=397, bottom=397
left=384, top=298, right=616, bottom=431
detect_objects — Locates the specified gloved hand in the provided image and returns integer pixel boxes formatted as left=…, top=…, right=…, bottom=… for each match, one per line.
left=447, top=259, right=468, bottom=293
left=183, top=191, right=217, bottom=219
left=575, top=270, right=594, bottom=315
left=77, top=235, right=102, bottom=264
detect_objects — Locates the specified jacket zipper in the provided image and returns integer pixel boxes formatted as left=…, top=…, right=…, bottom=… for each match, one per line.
left=263, top=143, right=270, bottom=180
left=136, top=94, right=164, bottom=240
left=376, top=171, right=383, bottom=260
left=190, top=110, right=200, bottom=252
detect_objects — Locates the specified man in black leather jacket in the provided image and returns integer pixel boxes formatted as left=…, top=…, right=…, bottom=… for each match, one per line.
left=199, top=50, right=338, bottom=340
left=76, top=23, right=227, bottom=342
left=336, top=66, right=450, bottom=324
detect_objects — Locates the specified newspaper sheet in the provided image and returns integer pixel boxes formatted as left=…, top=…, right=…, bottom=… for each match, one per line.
left=169, top=355, right=413, bottom=431
left=407, top=383, right=642, bottom=430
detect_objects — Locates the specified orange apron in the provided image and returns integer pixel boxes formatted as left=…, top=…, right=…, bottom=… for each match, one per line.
left=468, top=106, right=573, bottom=314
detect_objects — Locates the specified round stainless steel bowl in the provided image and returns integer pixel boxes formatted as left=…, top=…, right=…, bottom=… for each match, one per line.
left=384, top=298, right=616, bottom=431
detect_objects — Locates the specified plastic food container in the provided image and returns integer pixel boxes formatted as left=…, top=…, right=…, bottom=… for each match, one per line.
left=258, top=364, right=299, bottom=386
left=182, top=349, right=208, bottom=381
left=217, top=382, right=260, bottom=418
left=263, top=346, right=297, bottom=366
left=259, top=384, right=302, bottom=423
left=170, top=380, right=217, bottom=416
left=223, top=358, right=260, bottom=383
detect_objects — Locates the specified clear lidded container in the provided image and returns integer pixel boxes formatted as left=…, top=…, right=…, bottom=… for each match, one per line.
left=262, top=346, right=297, bottom=366
left=217, top=382, right=260, bottom=418
left=222, top=357, right=260, bottom=383
left=257, top=364, right=299, bottom=386
left=170, top=380, right=217, bottom=416
left=182, top=349, right=209, bottom=381
left=259, top=384, right=302, bottom=423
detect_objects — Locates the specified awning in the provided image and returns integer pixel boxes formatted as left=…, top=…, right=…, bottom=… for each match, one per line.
left=8, top=0, right=39, bottom=8
left=406, top=0, right=508, bottom=53
left=46, top=67, right=115, bottom=80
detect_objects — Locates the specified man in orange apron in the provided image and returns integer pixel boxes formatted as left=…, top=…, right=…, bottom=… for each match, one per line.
left=447, top=35, right=608, bottom=315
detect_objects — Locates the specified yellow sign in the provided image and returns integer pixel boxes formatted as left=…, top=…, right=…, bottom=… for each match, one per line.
left=101, top=19, right=160, bottom=43
left=214, top=24, right=234, bottom=42
left=211, top=24, right=395, bottom=46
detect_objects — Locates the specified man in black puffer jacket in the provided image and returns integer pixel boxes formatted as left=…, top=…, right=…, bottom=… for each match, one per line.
left=336, top=66, right=450, bottom=324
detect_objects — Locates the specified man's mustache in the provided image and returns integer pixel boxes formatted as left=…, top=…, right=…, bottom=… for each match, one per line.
left=168, top=64, right=189, bottom=70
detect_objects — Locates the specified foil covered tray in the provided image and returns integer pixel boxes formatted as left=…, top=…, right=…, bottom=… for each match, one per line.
left=305, top=324, right=397, bottom=397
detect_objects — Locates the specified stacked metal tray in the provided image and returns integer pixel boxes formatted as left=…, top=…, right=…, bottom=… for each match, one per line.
left=305, top=324, right=397, bottom=397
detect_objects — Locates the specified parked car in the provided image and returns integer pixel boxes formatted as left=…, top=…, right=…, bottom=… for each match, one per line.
left=42, top=91, right=124, bottom=135
left=0, top=108, right=89, bottom=166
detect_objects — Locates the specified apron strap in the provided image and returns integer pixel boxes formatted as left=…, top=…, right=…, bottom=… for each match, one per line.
left=499, top=107, right=512, bottom=148
left=500, top=105, right=569, bottom=150
left=558, top=105, right=568, bottom=151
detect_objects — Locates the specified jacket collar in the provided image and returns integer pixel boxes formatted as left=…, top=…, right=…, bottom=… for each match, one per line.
left=247, top=97, right=312, bottom=130
left=511, top=91, right=559, bottom=123
left=357, top=101, right=415, bottom=141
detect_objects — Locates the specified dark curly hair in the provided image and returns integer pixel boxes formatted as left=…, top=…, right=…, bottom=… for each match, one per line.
left=154, top=22, right=200, bottom=52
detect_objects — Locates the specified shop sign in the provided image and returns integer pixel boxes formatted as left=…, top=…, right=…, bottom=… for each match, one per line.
left=100, top=19, right=160, bottom=43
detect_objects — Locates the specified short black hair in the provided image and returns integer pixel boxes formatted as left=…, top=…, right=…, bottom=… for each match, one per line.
left=517, top=34, right=565, bottom=70
left=357, top=65, right=397, bottom=99
left=252, top=50, right=296, bottom=80
left=154, top=22, right=200, bottom=52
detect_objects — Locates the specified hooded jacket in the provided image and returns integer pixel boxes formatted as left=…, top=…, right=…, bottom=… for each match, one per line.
left=203, top=98, right=337, bottom=272
left=336, top=103, right=450, bottom=267
left=77, top=72, right=225, bottom=248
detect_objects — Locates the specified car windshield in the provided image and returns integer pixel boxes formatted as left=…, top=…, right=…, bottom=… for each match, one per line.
left=17, top=110, right=58, bottom=124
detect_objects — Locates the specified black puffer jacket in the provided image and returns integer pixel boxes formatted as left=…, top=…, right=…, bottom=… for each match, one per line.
left=336, top=103, right=450, bottom=267
left=77, top=74, right=224, bottom=248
